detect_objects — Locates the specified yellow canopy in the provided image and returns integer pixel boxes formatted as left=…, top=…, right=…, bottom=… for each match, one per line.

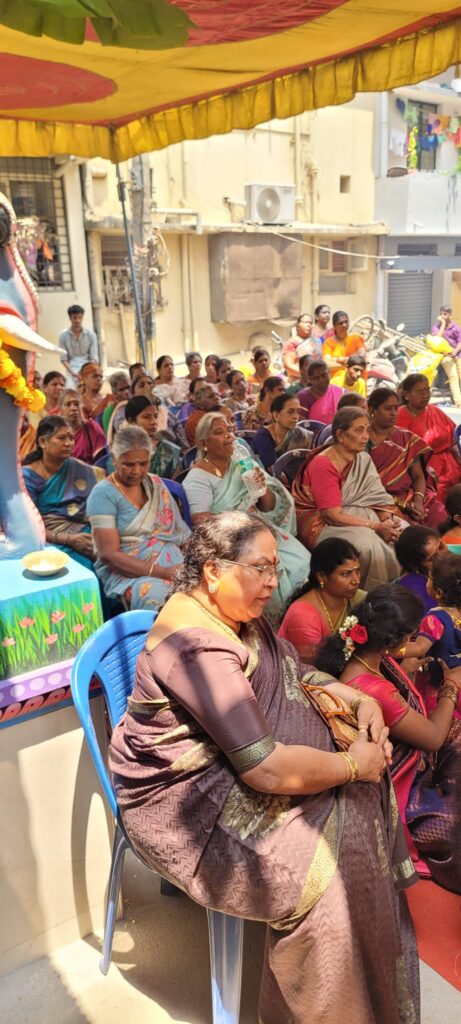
left=1, top=2, right=461, bottom=161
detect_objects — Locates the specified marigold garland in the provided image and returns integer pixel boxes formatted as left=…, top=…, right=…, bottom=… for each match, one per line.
left=0, top=340, right=45, bottom=412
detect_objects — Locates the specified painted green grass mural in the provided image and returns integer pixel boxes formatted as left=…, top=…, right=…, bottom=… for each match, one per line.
left=0, top=585, right=102, bottom=679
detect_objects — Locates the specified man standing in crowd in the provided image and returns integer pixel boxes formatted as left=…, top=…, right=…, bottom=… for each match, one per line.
left=59, top=304, right=99, bottom=387
left=432, top=304, right=461, bottom=406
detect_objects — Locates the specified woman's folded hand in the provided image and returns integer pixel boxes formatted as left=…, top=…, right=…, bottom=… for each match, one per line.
left=375, top=520, right=400, bottom=543
left=348, top=732, right=388, bottom=783
left=355, top=695, right=385, bottom=742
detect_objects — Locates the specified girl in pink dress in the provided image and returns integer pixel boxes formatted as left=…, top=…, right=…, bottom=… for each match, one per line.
left=316, top=584, right=461, bottom=892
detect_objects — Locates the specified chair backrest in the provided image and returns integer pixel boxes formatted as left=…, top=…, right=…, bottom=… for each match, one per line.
left=182, top=445, right=197, bottom=470
left=316, top=423, right=333, bottom=446
left=71, top=610, right=155, bottom=816
left=93, top=451, right=109, bottom=471
left=272, top=448, right=309, bottom=487
left=454, top=423, right=461, bottom=452
left=237, top=430, right=257, bottom=452
left=298, top=418, right=325, bottom=440
left=161, top=477, right=192, bottom=528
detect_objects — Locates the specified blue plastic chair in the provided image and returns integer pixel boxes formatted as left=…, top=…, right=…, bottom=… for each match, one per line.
left=272, top=448, right=309, bottom=487
left=454, top=422, right=461, bottom=455
left=182, top=445, right=198, bottom=470
left=161, top=477, right=192, bottom=528
left=71, top=612, right=244, bottom=1024
left=298, top=418, right=325, bottom=441
left=316, top=423, right=333, bottom=446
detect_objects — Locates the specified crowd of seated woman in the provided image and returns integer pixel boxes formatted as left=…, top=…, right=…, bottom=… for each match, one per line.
left=20, top=338, right=461, bottom=1018
left=21, top=349, right=461, bottom=611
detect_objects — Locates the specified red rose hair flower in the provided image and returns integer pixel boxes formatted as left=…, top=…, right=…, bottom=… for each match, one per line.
left=348, top=624, right=368, bottom=644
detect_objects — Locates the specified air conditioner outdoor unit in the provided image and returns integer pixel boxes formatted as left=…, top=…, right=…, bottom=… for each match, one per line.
left=245, top=182, right=296, bottom=225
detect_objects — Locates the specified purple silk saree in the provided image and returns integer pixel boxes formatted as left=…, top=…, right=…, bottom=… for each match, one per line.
left=110, top=613, right=420, bottom=1024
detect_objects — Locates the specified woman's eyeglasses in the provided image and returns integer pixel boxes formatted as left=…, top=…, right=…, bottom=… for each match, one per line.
left=220, top=559, right=283, bottom=583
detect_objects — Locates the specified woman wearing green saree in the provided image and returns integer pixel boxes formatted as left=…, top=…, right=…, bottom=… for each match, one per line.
left=183, top=412, right=310, bottom=625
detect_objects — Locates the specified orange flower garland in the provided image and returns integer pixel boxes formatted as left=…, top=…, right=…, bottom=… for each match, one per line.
left=0, top=340, right=45, bottom=412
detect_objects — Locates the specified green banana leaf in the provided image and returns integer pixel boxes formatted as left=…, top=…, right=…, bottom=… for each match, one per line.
left=0, top=0, right=194, bottom=48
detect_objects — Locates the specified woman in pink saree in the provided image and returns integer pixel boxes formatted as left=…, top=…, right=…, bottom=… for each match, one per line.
left=396, top=374, right=461, bottom=503
left=109, top=512, right=420, bottom=1024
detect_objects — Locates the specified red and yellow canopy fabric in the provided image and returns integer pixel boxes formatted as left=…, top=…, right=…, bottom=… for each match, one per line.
left=1, top=0, right=461, bottom=161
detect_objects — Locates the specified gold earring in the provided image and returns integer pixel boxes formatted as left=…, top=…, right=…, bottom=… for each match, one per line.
left=319, top=580, right=324, bottom=589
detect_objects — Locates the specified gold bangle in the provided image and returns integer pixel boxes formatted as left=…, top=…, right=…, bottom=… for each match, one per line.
left=148, top=558, right=155, bottom=577
left=438, top=686, right=458, bottom=707
left=338, top=751, right=359, bottom=783
left=413, top=491, right=425, bottom=498
left=397, top=645, right=407, bottom=658
left=349, top=694, right=381, bottom=715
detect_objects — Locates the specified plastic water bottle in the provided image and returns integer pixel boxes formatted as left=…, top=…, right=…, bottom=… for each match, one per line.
left=237, top=456, right=266, bottom=503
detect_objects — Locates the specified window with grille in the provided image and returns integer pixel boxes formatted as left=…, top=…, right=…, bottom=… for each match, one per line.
left=101, top=234, right=132, bottom=309
left=319, top=241, right=348, bottom=293
left=0, top=157, right=72, bottom=290
left=406, top=102, right=438, bottom=172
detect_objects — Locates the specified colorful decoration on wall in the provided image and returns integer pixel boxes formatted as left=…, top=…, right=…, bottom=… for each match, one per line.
left=394, top=97, right=461, bottom=165
left=0, top=553, right=103, bottom=725
left=0, top=585, right=101, bottom=680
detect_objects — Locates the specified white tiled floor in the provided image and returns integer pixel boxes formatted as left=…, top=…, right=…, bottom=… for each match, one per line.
left=1, top=855, right=460, bottom=1023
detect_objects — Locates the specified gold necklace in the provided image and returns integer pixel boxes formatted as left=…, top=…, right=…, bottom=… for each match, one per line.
left=201, top=455, right=226, bottom=478
left=353, top=654, right=385, bottom=679
left=110, top=472, right=144, bottom=509
left=189, top=595, right=241, bottom=640
left=317, top=591, right=348, bottom=632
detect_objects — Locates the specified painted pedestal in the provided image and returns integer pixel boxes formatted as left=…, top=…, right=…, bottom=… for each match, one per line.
left=0, top=553, right=114, bottom=976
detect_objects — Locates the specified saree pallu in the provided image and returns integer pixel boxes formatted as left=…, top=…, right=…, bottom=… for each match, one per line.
left=292, top=449, right=400, bottom=590
left=110, top=618, right=419, bottom=1024
left=369, top=428, right=445, bottom=528
left=89, top=474, right=190, bottom=610
left=383, top=658, right=461, bottom=895
left=396, top=404, right=461, bottom=503
left=203, top=456, right=309, bottom=625
left=22, top=458, right=97, bottom=569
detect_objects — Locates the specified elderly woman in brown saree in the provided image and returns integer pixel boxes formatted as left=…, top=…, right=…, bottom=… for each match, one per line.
left=109, top=511, right=420, bottom=1024
left=293, top=406, right=403, bottom=590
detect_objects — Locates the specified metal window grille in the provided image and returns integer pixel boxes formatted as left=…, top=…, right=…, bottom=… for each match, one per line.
left=101, top=233, right=132, bottom=309
left=0, top=157, right=72, bottom=290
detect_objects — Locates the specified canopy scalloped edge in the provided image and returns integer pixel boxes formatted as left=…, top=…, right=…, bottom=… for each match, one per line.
left=1, top=19, right=461, bottom=162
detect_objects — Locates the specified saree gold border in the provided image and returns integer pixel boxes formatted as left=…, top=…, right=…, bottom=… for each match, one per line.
left=270, top=791, right=344, bottom=933
left=389, top=785, right=417, bottom=886
left=228, top=734, right=276, bottom=773
left=1, top=21, right=461, bottom=161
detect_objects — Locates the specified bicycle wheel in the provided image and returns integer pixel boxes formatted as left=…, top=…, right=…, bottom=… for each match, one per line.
left=350, top=314, right=375, bottom=342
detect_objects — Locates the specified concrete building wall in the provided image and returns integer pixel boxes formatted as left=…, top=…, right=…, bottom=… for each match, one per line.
left=86, top=109, right=379, bottom=370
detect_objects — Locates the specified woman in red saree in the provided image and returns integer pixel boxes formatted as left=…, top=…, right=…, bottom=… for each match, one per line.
left=368, top=388, right=445, bottom=527
left=292, top=407, right=402, bottom=590
left=396, top=373, right=461, bottom=503
left=110, top=512, right=420, bottom=1024
left=316, top=584, right=461, bottom=894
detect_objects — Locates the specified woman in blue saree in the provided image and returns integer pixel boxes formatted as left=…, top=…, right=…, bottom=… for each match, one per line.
left=22, top=415, right=97, bottom=570
left=183, top=412, right=309, bottom=626
left=87, top=426, right=190, bottom=610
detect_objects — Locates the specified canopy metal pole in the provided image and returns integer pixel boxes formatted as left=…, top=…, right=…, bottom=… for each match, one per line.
left=116, top=164, right=148, bottom=369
